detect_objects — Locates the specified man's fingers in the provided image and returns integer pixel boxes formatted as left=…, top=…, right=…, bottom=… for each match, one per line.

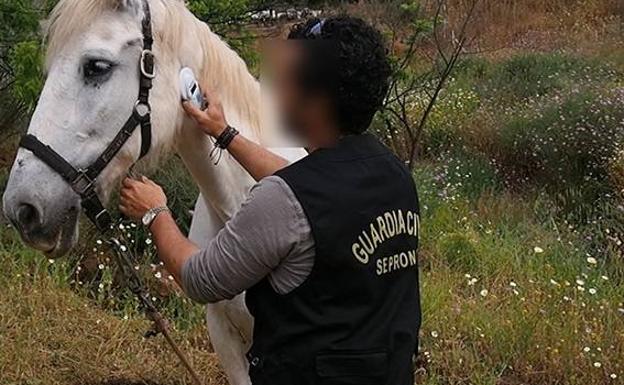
left=137, top=174, right=157, bottom=187
left=120, top=189, right=132, bottom=200
left=200, top=81, right=212, bottom=97
left=126, top=176, right=150, bottom=190
left=119, top=193, right=130, bottom=205
left=203, top=88, right=214, bottom=103
left=200, top=86, right=222, bottom=108
left=182, top=101, right=201, bottom=117
left=122, top=177, right=138, bottom=188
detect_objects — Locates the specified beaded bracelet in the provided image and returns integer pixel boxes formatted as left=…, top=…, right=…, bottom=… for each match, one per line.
left=215, top=125, right=239, bottom=149
left=209, top=125, right=240, bottom=165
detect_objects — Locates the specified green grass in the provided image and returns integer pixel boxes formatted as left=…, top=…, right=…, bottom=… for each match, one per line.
left=0, top=223, right=226, bottom=385
left=416, top=166, right=624, bottom=385
left=409, top=48, right=624, bottom=383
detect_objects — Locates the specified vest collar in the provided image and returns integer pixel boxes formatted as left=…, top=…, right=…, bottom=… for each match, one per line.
left=313, top=133, right=387, bottom=161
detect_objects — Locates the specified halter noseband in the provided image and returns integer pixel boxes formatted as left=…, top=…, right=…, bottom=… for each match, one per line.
left=19, top=0, right=155, bottom=232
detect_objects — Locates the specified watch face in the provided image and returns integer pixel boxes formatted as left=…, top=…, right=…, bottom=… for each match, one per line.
left=142, top=211, right=155, bottom=226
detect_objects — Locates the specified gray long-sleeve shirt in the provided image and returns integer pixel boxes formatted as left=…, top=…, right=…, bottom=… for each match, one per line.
left=181, top=176, right=315, bottom=304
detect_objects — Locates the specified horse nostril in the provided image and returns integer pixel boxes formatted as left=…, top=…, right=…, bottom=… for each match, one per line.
left=16, top=203, right=42, bottom=233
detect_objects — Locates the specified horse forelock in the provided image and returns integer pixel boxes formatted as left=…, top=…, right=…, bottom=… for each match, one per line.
left=46, top=0, right=121, bottom=67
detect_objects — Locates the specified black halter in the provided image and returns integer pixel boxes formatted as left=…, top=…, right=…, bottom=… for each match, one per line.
left=19, top=0, right=155, bottom=232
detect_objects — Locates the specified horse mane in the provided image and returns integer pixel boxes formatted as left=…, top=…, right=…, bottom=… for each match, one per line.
left=46, top=0, right=262, bottom=138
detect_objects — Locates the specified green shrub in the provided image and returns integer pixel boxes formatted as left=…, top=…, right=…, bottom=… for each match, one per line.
left=467, top=53, right=618, bottom=103
left=9, top=40, right=44, bottom=110
left=493, top=89, right=624, bottom=191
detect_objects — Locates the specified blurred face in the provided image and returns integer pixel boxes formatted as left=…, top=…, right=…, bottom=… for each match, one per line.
left=262, top=41, right=324, bottom=141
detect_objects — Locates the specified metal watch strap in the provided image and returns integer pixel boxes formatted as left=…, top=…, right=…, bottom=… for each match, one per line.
left=146, top=206, right=169, bottom=228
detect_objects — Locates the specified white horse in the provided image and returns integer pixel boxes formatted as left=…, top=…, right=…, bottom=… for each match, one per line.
left=2, top=1, right=306, bottom=384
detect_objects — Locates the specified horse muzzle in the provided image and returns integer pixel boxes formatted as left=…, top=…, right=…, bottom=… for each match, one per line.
left=3, top=155, right=81, bottom=257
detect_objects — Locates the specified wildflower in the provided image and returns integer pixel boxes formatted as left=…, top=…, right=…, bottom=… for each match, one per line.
left=120, top=245, right=127, bottom=252
left=509, top=281, right=517, bottom=287
left=431, top=331, right=439, bottom=338
left=534, top=246, right=544, bottom=253
left=98, top=264, right=105, bottom=270
left=145, top=238, right=153, bottom=245
left=586, top=257, right=597, bottom=265
left=154, top=272, right=162, bottom=279
left=610, top=373, right=618, bottom=379
left=48, top=259, right=55, bottom=264
left=594, top=362, right=602, bottom=368
left=583, top=347, right=591, bottom=353
left=96, top=239, right=103, bottom=245
left=589, top=288, right=597, bottom=295
left=576, top=279, right=585, bottom=286
left=550, top=279, right=559, bottom=286
left=480, top=289, right=488, bottom=297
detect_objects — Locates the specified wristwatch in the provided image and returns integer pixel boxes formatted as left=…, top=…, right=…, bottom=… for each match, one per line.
left=142, top=206, right=170, bottom=228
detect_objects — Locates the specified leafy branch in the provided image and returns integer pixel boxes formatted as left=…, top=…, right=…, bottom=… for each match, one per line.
left=379, top=0, right=480, bottom=169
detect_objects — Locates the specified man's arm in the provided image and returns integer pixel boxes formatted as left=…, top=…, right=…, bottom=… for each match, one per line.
left=149, top=211, right=198, bottom=284
left=219, top=132, right=289, bottom=182
left=120, top=176, right=311, bottom=304
left=119, top=176, right=198, bottom=284
left=183, top=92, right=291, bottom=182
left=179, top=176, right=310, bottom=303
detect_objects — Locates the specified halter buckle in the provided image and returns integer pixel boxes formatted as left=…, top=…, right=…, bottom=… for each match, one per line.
left=71, top=169, right=96, bottom=196
left=134, top=100, right=151, bottom=119
left=140, top=49, right=156, bottom=79
left=93, top=209, right=112, bottom=232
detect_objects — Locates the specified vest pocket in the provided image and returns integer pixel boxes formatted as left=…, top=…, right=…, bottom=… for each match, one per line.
left=315, top=350, right=388, bottom=385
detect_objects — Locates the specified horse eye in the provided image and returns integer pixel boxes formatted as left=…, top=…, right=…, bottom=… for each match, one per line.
left=83, top=60, right=114, bottom=80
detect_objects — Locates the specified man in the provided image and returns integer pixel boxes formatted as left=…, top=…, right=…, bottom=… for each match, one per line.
left=120, top=17, right=421, bottom=385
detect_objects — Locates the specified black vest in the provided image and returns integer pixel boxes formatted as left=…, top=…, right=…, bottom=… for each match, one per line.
left=246, top=134, right=421, bottom=385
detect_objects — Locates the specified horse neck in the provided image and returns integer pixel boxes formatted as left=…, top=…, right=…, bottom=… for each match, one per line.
left=173, top=18, right=259, bottom=222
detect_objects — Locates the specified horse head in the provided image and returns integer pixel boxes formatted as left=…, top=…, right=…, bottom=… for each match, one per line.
left=3, top=0, right=184, bottom=257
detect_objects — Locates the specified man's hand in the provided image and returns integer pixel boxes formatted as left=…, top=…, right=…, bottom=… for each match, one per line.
left=119, top=176, right=168, bottom=221
left=183, top=88, right=229, bottom=137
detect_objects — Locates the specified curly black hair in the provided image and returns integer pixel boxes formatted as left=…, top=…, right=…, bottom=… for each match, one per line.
left=288, top=16, right=391, bottom=135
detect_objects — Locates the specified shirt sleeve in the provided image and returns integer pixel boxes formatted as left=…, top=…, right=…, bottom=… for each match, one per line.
left=180, top=175, right=309, bottom=304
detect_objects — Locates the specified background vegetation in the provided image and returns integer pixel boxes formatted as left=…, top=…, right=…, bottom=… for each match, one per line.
left=1, top=1, right=623, bottom=385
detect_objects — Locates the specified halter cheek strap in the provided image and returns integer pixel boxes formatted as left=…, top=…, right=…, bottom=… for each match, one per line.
left=18, top=0, right=155, bottom=232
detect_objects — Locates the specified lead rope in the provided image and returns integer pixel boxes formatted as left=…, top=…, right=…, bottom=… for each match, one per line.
left=104, top=225, right=204, bottom=385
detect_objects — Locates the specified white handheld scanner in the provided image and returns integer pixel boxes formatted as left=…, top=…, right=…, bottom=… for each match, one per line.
left=179, top=67, right=206, bottom=110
